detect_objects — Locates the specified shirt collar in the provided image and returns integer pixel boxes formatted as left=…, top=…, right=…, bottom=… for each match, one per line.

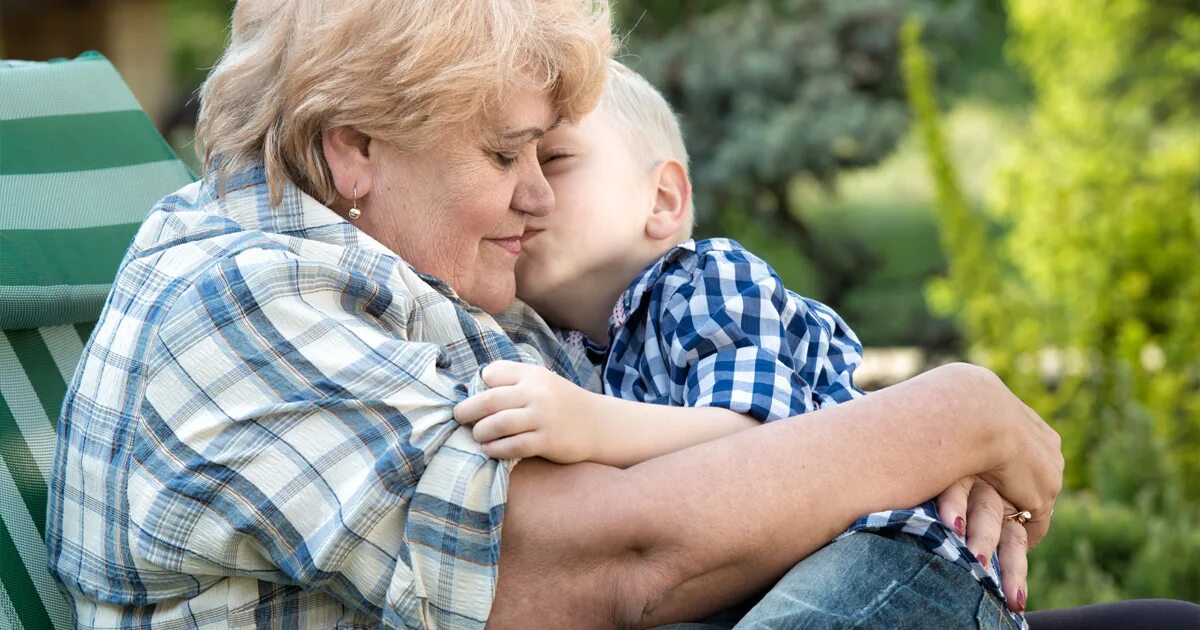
left=608, top=238, right=743, bottom=336
left=203, top=163, right=346, bottom=237
left=567, top=239, right=700, bottom=356
left=600, top=238, right=703, bottom=343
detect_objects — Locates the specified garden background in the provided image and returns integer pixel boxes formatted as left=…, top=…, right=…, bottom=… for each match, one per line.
left=2, top=0, right=1196, bottom=610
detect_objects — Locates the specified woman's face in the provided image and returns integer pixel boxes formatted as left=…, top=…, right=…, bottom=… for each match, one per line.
left=355, top=88, right=558, bottom=313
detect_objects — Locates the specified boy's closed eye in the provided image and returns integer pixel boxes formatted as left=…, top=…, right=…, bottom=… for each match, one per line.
left=538, top=150, right=573, bottom=166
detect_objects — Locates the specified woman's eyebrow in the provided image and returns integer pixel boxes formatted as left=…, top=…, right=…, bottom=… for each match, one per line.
left=500, top=127, right=545, bottom=142
left=500, top=116, right=565, bottom=142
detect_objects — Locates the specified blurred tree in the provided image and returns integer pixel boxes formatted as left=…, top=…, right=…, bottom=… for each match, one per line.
left=997, top=0, right=1200, bottom=499
left=162, top=0, right=234, bottom=168
left=904, top=0, right=1200, bottom=605
left=614, top=0, right=980, bottom=311
left=168, top=0, right=234, bottom=91
left=908, top=0, right=1200, bottom=497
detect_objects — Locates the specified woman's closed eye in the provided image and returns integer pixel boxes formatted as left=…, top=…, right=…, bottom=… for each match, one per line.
left=493, top=152, right=519, bottom=169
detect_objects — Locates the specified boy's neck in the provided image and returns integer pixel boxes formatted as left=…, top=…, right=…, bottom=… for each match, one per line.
left=536, top=242, right=675, bottom=345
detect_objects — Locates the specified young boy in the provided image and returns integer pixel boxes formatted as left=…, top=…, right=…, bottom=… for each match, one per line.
left=455, top=61, right=1024, bottom=627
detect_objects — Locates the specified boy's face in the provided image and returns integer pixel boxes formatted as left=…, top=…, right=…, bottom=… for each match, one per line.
left=516, top=106, right=657, bottom=313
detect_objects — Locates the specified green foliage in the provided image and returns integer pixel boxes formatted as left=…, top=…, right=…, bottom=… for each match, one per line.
left=996, top=0, right=1200, bottom=498
left=808, top=200, right=956, bottom=348
left=617, top=0, right=982, bottom=314
left=903, top=0, right=1200, bottom=607
left=901, top=19, right=1014, bottom=353
left=1025, top=491, right=1200, bottom=608
left=622, top=0, right=924, bottom=209
left=167, top=0, right=234, bottom=90
left=909, top=0, right=1200, bottom=495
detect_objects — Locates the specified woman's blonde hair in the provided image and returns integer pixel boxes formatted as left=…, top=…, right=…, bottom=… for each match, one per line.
left=196, top=0, right=612, bottom=206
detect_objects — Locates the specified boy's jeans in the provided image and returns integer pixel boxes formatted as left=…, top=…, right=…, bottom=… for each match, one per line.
left=653, top=531, right=1017, bottom=629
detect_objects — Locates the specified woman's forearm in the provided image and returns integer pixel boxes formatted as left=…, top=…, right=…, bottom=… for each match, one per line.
left=625, top=364, right=1015, bottom=623
left=489, top=363, right=1053, bottom=628
left=589, top=396, right=759, bottom=468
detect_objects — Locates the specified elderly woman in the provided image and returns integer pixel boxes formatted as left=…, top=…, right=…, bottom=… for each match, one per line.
left=44, top=0, right=1079, bottom=628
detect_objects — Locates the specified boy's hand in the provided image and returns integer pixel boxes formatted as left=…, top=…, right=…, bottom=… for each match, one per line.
left=454, top=360, right=602, bottom=463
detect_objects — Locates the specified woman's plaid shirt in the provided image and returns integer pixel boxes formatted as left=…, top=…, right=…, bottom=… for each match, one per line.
left=574, top=238, right=1025, bottom=628
left=45, top=165, right=597, bottom=629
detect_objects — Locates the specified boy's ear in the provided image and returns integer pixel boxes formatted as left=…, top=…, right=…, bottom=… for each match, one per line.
left=321, top=127, right=373, bottom=206
left=645, top=159, right=692, bottom=241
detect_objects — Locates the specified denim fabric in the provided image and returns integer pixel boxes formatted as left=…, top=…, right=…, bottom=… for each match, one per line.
left=654, top=532, right=1015, bottom=629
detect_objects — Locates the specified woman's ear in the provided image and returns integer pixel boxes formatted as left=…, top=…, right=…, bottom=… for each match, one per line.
left=645, top=159, right=692, bottom=241
left=321, top=127, right=373, bottom=206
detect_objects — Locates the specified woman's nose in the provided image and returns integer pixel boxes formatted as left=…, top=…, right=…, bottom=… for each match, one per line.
left=511, top=150, right=555, bottom=216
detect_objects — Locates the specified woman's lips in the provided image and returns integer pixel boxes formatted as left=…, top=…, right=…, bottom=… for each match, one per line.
left=520, top=229, right=543, bottom=244
left=488, top=236, right=522, bottom=255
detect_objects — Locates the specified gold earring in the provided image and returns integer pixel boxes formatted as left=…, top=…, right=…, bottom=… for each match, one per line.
left=348, top=184, right=362, bottom=220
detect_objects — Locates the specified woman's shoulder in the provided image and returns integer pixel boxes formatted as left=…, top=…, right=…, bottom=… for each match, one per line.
left=108, top=179, right=431, bottom=346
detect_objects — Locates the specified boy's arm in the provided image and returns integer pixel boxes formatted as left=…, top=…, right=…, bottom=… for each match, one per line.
left=455, top=246, right=869, bottom=466
left=587, top=395, right=759, bottom=468
left=453, top=360, right=759, bottom=467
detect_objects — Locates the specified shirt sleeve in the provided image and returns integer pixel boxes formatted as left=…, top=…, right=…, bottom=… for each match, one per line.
left=798, top=295, right=867, bottom=408
left=126, top=248, right=507, bottom=629
left=658, top=249, right=865, bottom=422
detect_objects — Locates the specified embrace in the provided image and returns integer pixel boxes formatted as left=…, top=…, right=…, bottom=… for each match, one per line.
left=45, top=1, right=1199, bottom=628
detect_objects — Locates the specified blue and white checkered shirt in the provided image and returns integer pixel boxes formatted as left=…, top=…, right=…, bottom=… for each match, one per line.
left=46, top=164, right=597, bottom=629
left=570, top=238, right=1025, bottom=628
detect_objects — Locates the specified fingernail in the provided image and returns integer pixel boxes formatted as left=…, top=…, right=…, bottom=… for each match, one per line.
left=954, top=516, right=965, bottom=537
left=976, top=553, right=988, bottom=568
left=1016, top=588, right=1026, bottom=611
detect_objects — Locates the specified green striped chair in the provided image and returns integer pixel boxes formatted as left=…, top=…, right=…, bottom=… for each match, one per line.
left=0, top=51, right=196, bottom=630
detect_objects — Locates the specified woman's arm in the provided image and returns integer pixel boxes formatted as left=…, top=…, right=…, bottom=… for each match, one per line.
left=488, top=362, right=1063, bottom=628
left=131, top=252, right=516, bottom=628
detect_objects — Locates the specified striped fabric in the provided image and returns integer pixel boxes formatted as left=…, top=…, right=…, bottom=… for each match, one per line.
left=1, top=52, right=196, bottom=629
left=1, top=325, right=93, bottom=630
left=0, top=51, right=196, bottom=329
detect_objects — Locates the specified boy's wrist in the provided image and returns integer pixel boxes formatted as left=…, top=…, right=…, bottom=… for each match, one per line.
left=579, top=390, right=616, bottom=463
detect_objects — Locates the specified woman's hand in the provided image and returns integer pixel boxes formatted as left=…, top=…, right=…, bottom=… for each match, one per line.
left=930, top=365, right=1062, bottom=614
left=454, top=360, right=601, bottom=463
left=937, top=476, right=1041, bottom=613
left=950, top=364, right=1063, bottom=547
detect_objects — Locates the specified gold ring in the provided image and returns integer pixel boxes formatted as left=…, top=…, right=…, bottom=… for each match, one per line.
left=1004, top=510, right=1032, bottom=525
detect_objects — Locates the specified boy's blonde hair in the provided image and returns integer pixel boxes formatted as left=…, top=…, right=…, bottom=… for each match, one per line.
left=197, top=0, right=611, bottom=206
left=601, top=60, right=694, bottom=234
